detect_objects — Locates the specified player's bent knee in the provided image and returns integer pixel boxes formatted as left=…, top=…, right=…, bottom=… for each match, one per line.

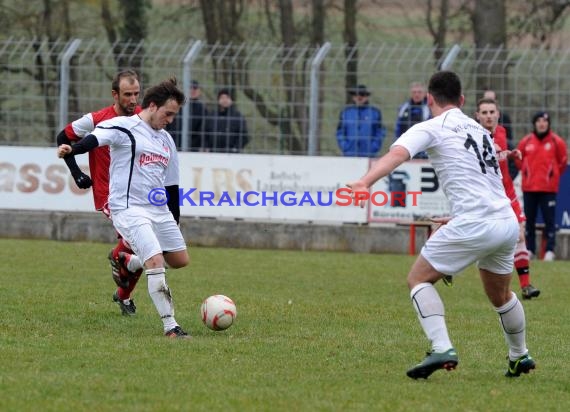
left=144, top=254, right=165, bottom=269
left=165, top=250, right=190, bottom=268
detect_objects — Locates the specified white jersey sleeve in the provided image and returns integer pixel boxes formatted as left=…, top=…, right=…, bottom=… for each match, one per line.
left=92, top=119, right=132, bottom=148
left=70, top=113, right=95, bottom=138
left=390, top=123, right=434, bottom=158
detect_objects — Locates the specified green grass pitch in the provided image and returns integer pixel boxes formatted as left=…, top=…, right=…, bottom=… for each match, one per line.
left=1, top=238, right=568, bottom=411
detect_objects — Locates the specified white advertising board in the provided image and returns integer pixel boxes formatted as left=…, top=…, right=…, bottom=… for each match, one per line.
left=0, top=147, right=94, bottom=212
left=0, top=147, right=369, bottom=223
left=367, top=159, right=450, bottom=222
left=177, top=153, right=368, bottom=223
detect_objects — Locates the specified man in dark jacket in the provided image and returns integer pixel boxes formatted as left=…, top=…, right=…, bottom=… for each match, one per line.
left=167, top=80, right=207, bottom=151
left=205, top=88, right=249, bottom=153
left=394, top=81, right=430, bottom=159
left=336, top=84, right=385, bottom=157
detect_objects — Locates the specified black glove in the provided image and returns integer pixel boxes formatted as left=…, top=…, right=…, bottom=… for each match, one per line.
left=72, top=171, right=93, bottom=189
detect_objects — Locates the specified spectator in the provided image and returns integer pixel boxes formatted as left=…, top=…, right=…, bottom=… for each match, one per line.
left=515, top=111, right=568, bottom=261
left=483, top=89, right=518, bottom=180
left=336, top=84, right=385, bottom=157
left=166, top=80, right=208, bottom=151
left=205, top=88, right=249, bottom=153
left=394, top=81, right=430, bottom=159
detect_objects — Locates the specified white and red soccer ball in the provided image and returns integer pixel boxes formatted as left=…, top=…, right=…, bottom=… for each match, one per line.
left=200, top=295, right=237, bottom=331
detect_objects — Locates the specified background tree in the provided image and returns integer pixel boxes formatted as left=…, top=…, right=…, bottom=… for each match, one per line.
left=100, top=0, right=150, bottom=73
left=472, top=0, right=507, bottom=94
left=426, top=0, right=449, bottom=62
left=0, top=0, right=76, bottom=142
left=343, top=0, right=358, bottom=103
left=508, top=1, right=570, bottom=48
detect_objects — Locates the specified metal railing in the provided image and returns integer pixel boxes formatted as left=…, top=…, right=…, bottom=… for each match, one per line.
left=1, top=37, right=569, bottom=155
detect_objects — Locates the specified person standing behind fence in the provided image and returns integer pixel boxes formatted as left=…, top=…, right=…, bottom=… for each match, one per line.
left=166, top=80, right=208, bottom=151
left=205, top=88, right=249, bottom=153
left=514, top=111, right=568, bottom=261
left=394, top=82, right=430, bottom=159
left=336, top=84, right=385, bottom=157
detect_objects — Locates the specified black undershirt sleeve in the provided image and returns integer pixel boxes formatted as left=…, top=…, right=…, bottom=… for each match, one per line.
left=165, top=185, right=180, bottom=224
left=57, top=130, right=83, bottom=176
left=67, top=134, right=100, bottom=156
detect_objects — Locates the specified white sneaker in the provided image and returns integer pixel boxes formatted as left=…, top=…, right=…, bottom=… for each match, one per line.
left=543, top=251, right=555, bottom=261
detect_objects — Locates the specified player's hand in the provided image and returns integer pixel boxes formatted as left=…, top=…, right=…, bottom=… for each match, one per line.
left=72, top=172, right=93, bottom=189
left=507, top=149, right=522, bottom=160
left=430, top=216, right=452, bottom=225
left=346, top=180, right=369, bottom=208
left=430, top=216, right=451, bottom=235
left=57, top=144, right=72, bottom=158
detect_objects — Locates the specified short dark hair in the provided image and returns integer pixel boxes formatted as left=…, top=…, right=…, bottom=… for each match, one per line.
left=141, top=77, right=186, bottom=109
left=428, top=71, right=462, bottom=107
left=477, top=97, right=499, bottom=111
left=112, top=69, right=139, bottom=92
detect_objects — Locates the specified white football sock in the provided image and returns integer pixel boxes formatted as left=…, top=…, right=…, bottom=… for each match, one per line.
left=410, top=282, right=453, bottom=353
left=127, top=255, right=143, bottom=272
left=146, top=267, right=178, bottom=332
left=495, top=292, right=527, bottom=360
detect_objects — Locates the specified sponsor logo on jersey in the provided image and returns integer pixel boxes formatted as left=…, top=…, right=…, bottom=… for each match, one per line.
left=139, top=152, right=169, bottom=167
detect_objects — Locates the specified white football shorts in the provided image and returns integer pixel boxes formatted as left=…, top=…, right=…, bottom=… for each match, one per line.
left=111, top=206, right=186, bottom=263
left=421, top=215, right=519, bottom=276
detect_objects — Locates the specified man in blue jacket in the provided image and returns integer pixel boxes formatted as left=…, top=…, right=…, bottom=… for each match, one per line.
left=394, top=81, right=430, bottom=159
left=336, top=84, right=385, bottom=157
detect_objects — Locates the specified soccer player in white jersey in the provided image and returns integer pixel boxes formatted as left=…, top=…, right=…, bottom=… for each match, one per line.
left=347, top=71, right=535, bottom=379
left=57, top=78, right=191, bottom=339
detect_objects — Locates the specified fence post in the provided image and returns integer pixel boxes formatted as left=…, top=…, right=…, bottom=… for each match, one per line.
left=308, top=42, right=331, bottom=156
left=181, top=40, right=204, bottom=151
left=58, top=38, right=81, bottom=133
left=440, top=44, right=461, bottom=70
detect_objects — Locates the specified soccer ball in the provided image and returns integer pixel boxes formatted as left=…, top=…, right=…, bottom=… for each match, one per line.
left=200, top=295, right=237, bottom=331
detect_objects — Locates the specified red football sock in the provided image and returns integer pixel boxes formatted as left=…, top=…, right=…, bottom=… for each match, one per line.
left=516, top=273, right=530, bottom=289
left=126, top=269, right=142, bottom=294
left=117, top=287, right=131, bottom=301
left=514, top=245, right=531, bottom=288
left=117, top=269, right=142, bottom=300
left=113, top=238, right=137, bottom=300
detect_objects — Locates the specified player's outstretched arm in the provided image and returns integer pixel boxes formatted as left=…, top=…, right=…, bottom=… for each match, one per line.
left=346, top=145, right=410, bottom=207
left=56, top=130, right=93, bottom=189
left=58, top=134, right=99, bottom=157
left=348, top=145, right=410, bottom=188
left=57, top=134, right=99, bottom=189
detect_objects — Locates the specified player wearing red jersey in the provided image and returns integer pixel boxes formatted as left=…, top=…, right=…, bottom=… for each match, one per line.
left=476, top=98, right=540, bottom=300
left=56, top=69, right=145, bottom=315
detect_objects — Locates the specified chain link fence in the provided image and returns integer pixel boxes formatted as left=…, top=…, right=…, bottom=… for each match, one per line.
left=1, top=37, right=569, bottom=155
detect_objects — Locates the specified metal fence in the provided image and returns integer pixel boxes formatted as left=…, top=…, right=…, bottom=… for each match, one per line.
left=1, top=37, right=570, bottom=155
